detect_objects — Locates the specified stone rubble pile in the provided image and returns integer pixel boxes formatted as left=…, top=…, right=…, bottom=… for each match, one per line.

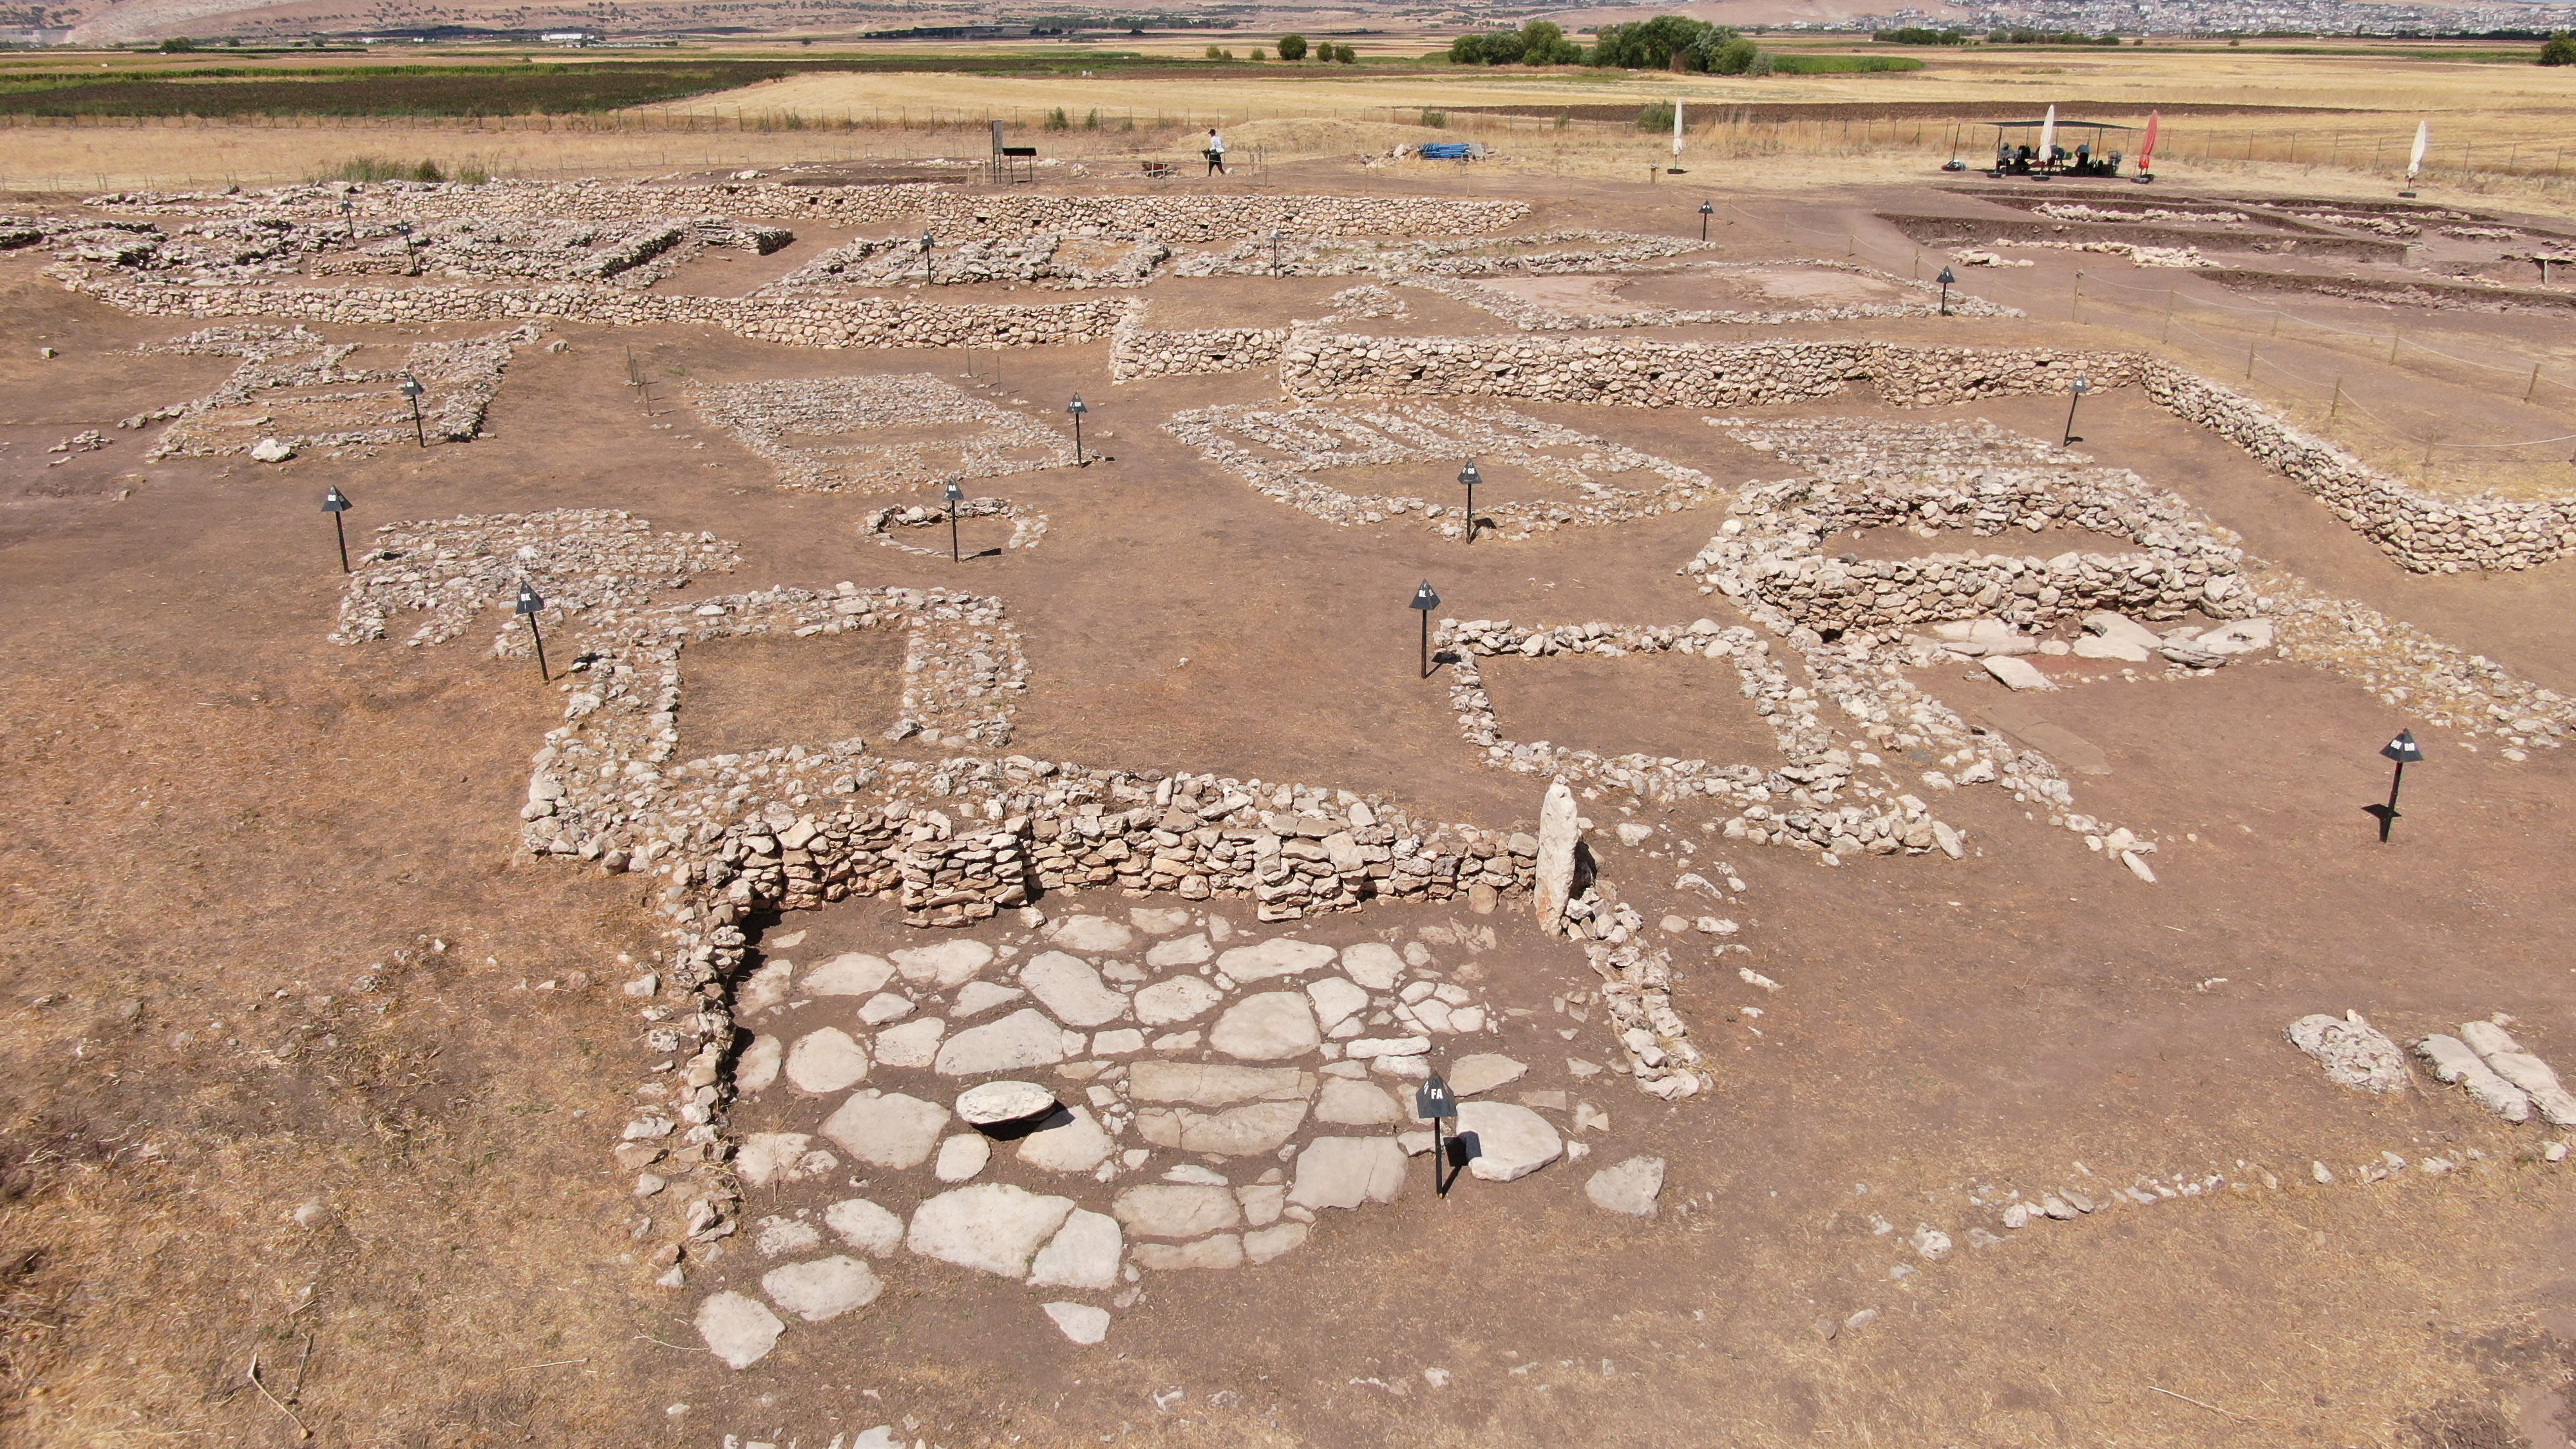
left=1162, top=399, right=1714, bottom=540
left=860, top=497, right=1050, bottom=556
left=329, top=508, right=739, bottom=652
left=1980, top=238, right=2207, bottom=269
left=128, top=321, right=544, bottom=458
left=2031, top=203, right=2248, bottom=225
left=690, top=373, right=1074, bottom=493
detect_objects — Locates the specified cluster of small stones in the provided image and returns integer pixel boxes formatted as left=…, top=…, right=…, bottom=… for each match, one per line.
left=2250, top=572, right=2572, bottom=753
left=1437, top=616, right=1969, bottom=862
left=2031, top=203, right=2248, bottom=226
left=81, top=181, right=1530, bottom=242
left=1581, top=938, right=1713, bottom=1100
left=1166, top=227, right=1705, bottom=280
left=126, top=321, right=542, bottom=458
left=860, top=497, right=1050, bottom=556
left=1278, top=332, right=2576, bottom=577
left=1687, top=416, right=2251, bottom=638
left=2288, top=209, right=2423, bottom=237
left=1967, top=1015, right=2576, bottom=1246
left=1162, top=399, right=1712, bottom=539
left=678, top=910, right=1591, bottom=1360
left=1982, top=238, right=2207, bottom=269
left=1405, top=263, right=2019, bottom=332
left=689, top=374, right=1074, bottom=493
left=328, top=508, right=739, bottom=653
left=767, top=232, right=1170, bottom=290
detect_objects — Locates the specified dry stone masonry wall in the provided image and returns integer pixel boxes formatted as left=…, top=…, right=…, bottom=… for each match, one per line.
left=1434, top=617, right=1959, bottom=857
left=1687, top=416, right=2249, bottom=638
left=84, top=180, right=1530, bottom=240
left=130, top=321, right=544, bottom=458
left=1162, top=400, right=1714, bottom=540
left=62, top=270, right=1132, bottom=351
left=768, top=232, right=1171, bottom=291
left=330, top=508, right=739, bottom=653
left=1405, top=263, right=2017, bottom=332
left=690, top=374, right=1074, bottom=493
left=1279, top=332, right=2576, bottom=576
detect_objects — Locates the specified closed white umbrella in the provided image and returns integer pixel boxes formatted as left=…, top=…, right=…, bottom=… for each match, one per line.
left=1674, top=97, right=1685, bottom=158
left=2039, top=104, right=2057, bottom=165
left=2406, top=119, right=2429, bottom=182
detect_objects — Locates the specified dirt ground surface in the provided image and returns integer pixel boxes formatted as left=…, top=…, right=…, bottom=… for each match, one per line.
left=3, top=155, right=2575, bottom=1449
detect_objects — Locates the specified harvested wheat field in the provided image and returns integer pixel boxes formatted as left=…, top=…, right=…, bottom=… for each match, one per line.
left=3, top=34, right=2576, bottom=1449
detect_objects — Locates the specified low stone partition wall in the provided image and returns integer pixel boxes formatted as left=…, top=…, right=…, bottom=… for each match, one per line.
left=60, top=272, right=1128, bottom=350
left=1286, top=330, right=2576, bottom=574
left=1281, top=331, right=2128, bottom=410
left=522, top=585, right=1537, bottom=930
left=2135, top=357, right=2576, bottom=573
left=90, top=180, right=1531, bottom=240
left=1880, top=211, right=2409, bottom=263
left=1108, top=299, right=1287, bottom=381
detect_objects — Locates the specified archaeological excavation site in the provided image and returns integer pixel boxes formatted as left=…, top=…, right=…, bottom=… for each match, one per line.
left=7, top=149, right=2576, bottom=1449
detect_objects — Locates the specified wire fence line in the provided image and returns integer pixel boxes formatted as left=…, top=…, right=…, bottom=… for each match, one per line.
left=1719, top=200, right=2575, bottom=462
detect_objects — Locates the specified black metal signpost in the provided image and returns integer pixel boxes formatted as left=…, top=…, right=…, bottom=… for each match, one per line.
left=1410, top=580, right=1440, bottom=678
left=399, top=372, right=426, bottom=447
left=1457, top=461, right=1481, bottom=544
left=397, top=221, right=417, bottom=275
left=2061, top=375, right=2092, bottom=446
left=2378, top=728, right=2424, bottom=842
left=1415, top=1072, right=1459, bottom=1198
left=516, top=582, right=549, bottom=681
left=1937, top=266, right=1957, bottom=316
left=1068, top=395, right=1088, bottom=465
left=1699, top=200, right=1714, bottom=242
left=323, top=486, right=352, bottom=573
left=919, top=231, right=936, bottom=285
left=944, top=478, right=965, bottom=562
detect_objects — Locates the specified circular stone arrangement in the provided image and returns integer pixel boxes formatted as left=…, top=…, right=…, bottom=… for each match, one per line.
left=860, top=496, right=1050, bottom=556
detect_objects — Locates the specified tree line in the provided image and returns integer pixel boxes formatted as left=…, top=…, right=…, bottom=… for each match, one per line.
left=1448, top=15, right=1767, bottom=72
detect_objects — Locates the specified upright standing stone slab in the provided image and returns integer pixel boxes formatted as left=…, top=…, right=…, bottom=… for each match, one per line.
left=1532, top=779, right=1580, bottom=936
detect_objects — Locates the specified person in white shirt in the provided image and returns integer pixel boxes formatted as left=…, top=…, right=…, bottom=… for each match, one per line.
left=1205, top=128, right=1227, bottom=175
